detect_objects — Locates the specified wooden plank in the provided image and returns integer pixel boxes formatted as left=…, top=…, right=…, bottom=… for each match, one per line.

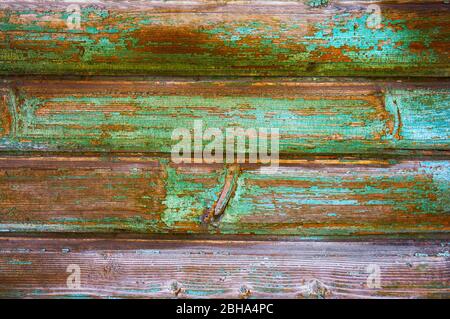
left=0, top=78, right=448, bottom=154
left=0, top=1, right=449, bottom=76
left=0, top=155, right=448, bottom=237
left=0, top=237, right=448, bottom=298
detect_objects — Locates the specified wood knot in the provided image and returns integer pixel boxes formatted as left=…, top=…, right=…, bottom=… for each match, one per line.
left=239, top=285, right=252, bottom=299
left=170, top=281, right=182, bottom=297
left=296, top=279, right=332, bottom=299
left=305, top=0, right=331, bottom=8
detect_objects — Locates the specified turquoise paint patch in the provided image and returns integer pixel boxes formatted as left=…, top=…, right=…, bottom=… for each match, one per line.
left=8, top=259, right=32, bottom=265
left=162, top=165, right=223, bottom=228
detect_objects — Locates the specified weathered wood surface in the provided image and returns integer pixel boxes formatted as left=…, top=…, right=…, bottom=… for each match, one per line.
left=0, top=237, right=448, bottom=298
left=0, top=78, right=448, bottom=154
left=0, top=155, right=448, bottom=237
left=0, top=0, right=448, bottom=300
left=0, top=1, right=449, bottom=76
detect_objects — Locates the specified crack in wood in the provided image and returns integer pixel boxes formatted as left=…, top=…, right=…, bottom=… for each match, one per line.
left=202, top=164, right=240, bottom=226
left=395, top=102, right=403, bottom=140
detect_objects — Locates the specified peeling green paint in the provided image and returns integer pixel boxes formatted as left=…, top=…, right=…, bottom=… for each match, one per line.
left=0, top=4, right=448, bottom=76
left=1, top=87, right=448, bottom=154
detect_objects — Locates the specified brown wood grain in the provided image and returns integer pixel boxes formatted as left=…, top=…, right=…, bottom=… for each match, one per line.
left=0, top=237, right=448, bottom=298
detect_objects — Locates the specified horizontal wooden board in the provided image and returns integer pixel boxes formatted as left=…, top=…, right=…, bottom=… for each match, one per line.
left=0, top=78, right=448, bottom=155
left=0, top=1, right=449, bottom=76
left=0, top=237, right=448, bottom=298
left=0, top=155, right=448, bottom=237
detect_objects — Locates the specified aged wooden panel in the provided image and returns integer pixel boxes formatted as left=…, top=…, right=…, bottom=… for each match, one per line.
left=0, top=0, right=448, bottom=300
left=0, top=237, right=448, bottom=298
left=0, top=156, right=448, bottom=237
left=0, top=78, right=448, bottom=154
left=0, top=1, right=449, bottom=76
